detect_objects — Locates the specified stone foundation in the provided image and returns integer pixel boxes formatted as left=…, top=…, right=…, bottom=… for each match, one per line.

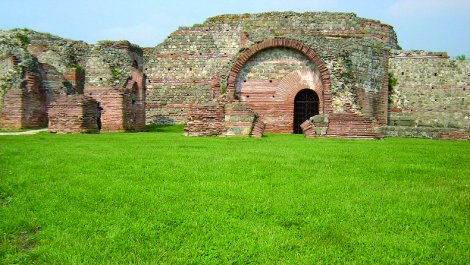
left=381, top=126, right=469, bottom=140
left=184, top=101, right=266, bottom=137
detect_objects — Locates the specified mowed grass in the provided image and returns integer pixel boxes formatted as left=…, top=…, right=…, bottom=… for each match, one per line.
left=0, top=126, right=469, bottom=264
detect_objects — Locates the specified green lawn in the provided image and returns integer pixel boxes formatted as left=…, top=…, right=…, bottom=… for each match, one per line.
left=1, top=126, right=469, bottom=264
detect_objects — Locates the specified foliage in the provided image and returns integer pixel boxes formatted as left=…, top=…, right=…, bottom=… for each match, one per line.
left=220, top=83, right=227, bottom=94
left=111, top=68, right=121, bottom=79
left=0, top=129, right=469, bottom=264
left=388, top=72, right=398, bottom=94
left=65, top=63, right=83, bottom=71
left=455, top=54, right=467, bottom=61
left=13, top=33, right=30, bottom=47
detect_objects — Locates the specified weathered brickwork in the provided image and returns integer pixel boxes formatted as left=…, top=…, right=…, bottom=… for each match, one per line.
left=1, top=12, right=469, bottom=139
left=145, top=12, right=397, bottom=136
left=387, top=50, right=470, bottom=138
left=223, top=103, right=258, bottom=137
left=184, top=102, right=225, bottom=136
left=48, top=95, right=99, bottom=133
left=0, top=29, right=146, bottom=132
left=0, top=71, right=46, bottom=129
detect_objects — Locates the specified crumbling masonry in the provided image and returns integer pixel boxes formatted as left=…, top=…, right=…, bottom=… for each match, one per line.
left=0, top=12, right=468, bottom=139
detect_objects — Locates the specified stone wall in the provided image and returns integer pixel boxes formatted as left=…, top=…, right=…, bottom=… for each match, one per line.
left=145, top=12, right=397, bottom=130
left=84, top=41, right=146, bottom=132
left=223, top=102, right=258, bottom=136
left=0, top=29, right=146, bottom=132
left=184, top=102, right=225, bottom=136
left=387, top=50, right=470, bottom=138
left=1, top=13, right=468, bottom=139
left=184, top=101, right=264, bottom=137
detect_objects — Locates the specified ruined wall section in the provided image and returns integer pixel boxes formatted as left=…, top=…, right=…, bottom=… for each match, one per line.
left=84, top=41, right=146, bottom=132
left=1, top=29, right=146, bottom=131
left=0, top=32, right=47, bottom=129
left=1, top=29, right=90, bottom=100
left=146, top=12, right=397, bottom=125
left=0, top=29, right=91, bottom=129
left=144, top=29, right=239, bottom=124
left=387, top=50, right=470, bottom=138
left=25, top=33, right=89, bottom=100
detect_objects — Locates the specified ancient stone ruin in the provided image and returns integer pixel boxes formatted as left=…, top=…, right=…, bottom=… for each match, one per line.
left=0, top=31, right=146, bottom=133
left=1, top=12, right=469, bottom=139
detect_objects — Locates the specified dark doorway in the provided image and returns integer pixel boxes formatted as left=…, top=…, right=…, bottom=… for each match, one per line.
left=294, top=89, right=319, bottom=133
left=97, top=105, right=103, bottom=131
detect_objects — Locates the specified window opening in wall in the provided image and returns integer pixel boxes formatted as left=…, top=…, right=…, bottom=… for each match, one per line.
left=293, top=89, right=319, bottom=134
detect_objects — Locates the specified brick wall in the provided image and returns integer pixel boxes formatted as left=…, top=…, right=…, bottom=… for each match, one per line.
left=0, top=71, right=47, bottom=129
left=387, top=50, right=470, bottom=138
left=48, top=95, right=99, bottom=133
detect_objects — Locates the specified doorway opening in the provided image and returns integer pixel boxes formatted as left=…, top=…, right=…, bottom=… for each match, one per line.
left=293, top=89, right=319, bottom=133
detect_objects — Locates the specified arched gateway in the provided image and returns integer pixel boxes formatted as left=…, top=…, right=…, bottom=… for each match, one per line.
left=227, top=39, right=331, bottom=133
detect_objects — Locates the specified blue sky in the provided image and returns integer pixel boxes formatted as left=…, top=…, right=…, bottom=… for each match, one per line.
left=0, top=0, right=469, bottom=57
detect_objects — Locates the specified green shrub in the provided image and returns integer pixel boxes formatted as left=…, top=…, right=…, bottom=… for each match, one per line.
left=13, top=33, right=30, bottom=46
left=388, top=72, right=397, bottom=94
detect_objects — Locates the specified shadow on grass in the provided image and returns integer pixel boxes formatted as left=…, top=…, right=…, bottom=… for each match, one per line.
left=145, top=124, right=185, bottom=133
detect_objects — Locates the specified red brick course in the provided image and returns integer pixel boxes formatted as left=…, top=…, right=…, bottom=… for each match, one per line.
left=48, top=95, right=99, bottom=133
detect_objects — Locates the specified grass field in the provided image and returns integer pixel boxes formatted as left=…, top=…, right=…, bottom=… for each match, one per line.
left=0, top=125, right=469, bottom=264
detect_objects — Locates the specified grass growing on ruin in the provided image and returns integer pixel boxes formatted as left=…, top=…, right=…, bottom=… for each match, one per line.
left=0, top=126, right=469, bottom=264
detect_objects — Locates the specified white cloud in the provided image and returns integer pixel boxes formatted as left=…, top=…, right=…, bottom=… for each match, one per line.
left=388, top=0, right=470, bottom=16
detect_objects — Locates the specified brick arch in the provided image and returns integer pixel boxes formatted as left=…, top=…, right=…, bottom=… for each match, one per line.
left=278, top=68, right=325, bottom=113
left=227, top=38, right=332, bottom=114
